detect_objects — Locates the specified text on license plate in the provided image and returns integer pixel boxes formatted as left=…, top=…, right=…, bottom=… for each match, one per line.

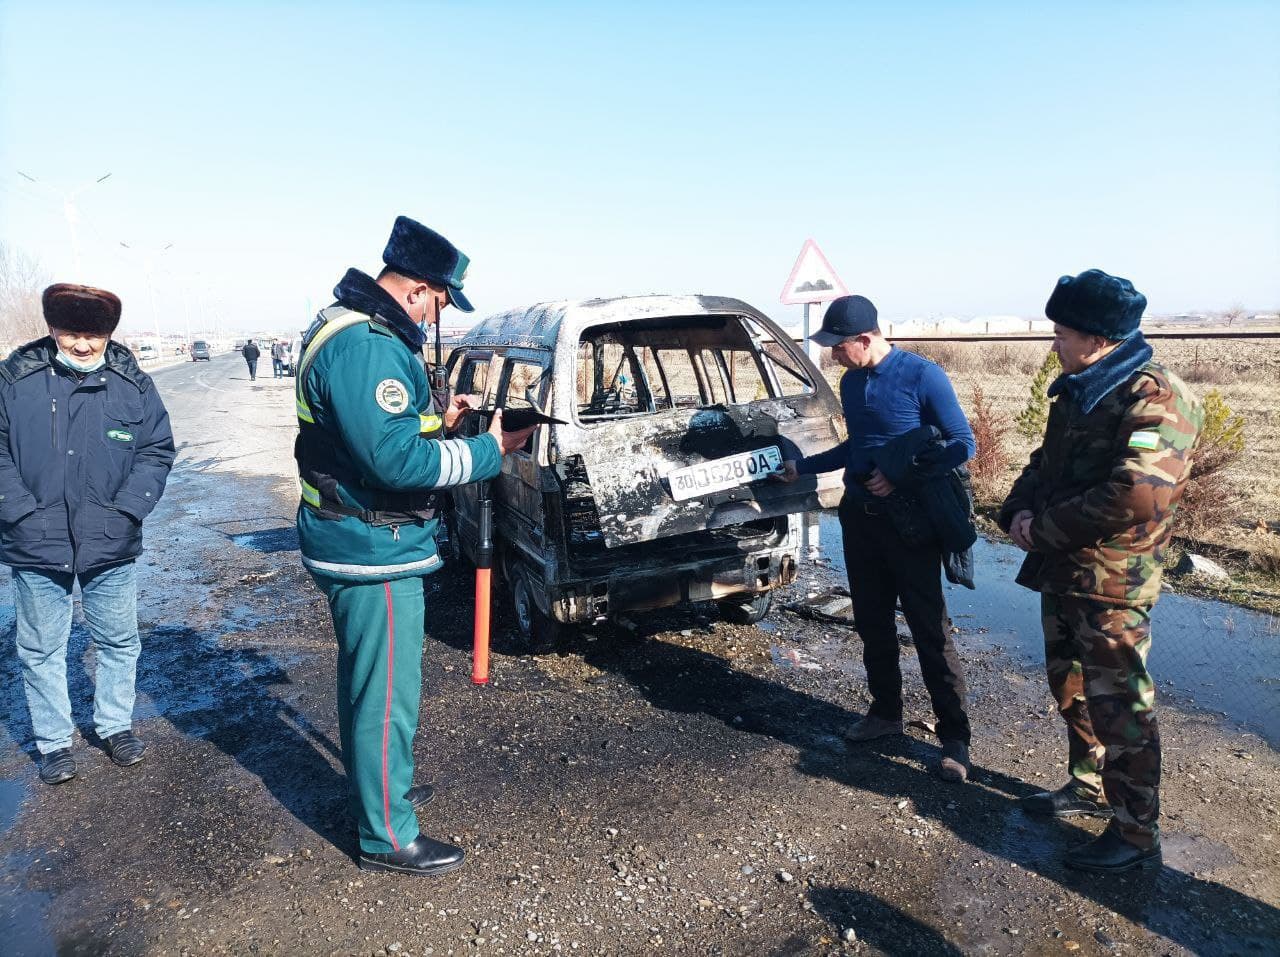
left=666, top=446, right=783, bottom=502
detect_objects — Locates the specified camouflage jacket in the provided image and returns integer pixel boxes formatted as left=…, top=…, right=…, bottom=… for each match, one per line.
left=999, top=357, right=1202, bottom=607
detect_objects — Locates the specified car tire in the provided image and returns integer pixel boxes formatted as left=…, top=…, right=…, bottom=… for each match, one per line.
left=717, top=592, right=773, bottom=625
left=503, top=561, right=564, bottom=653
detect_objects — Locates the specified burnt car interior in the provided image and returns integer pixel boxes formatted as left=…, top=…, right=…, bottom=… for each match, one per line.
left=575, top=315, right=814, bottom=422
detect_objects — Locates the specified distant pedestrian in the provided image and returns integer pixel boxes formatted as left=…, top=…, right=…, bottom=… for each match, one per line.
left=0, top=284, right=176, bottom=784
left=779, top=294, right=977, bottom=784
left=241, top=339, right=260, bottom=380
left=1000, top=269, right=1202, bottom=873
left=271, top=339, right=286, bottom=378
left=295, top=215, right=535, bottom=875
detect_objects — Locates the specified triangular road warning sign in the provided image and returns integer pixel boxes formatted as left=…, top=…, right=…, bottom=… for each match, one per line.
left=780, top=239, right=848, bottom=305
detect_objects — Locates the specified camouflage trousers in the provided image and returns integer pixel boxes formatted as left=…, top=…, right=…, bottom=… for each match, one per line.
left=1041, top=594, right=1160, bottom=848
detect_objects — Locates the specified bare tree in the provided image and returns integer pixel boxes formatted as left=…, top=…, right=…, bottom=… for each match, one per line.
left=1223, top=303, right=1246, bottom=327
left=0, top=242, right=48, bottom=350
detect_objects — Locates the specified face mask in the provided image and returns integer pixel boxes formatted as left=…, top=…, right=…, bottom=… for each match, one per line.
left=55, top=348, right=107, bottom=373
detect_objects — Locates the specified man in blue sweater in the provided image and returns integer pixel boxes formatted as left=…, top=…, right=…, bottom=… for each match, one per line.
left=781, top=295, right=976, bottom=783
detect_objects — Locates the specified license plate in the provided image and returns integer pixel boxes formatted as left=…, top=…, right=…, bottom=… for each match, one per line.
left=666, top=446, right=783, bottom=501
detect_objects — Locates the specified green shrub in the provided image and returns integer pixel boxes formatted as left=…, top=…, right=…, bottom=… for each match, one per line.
left=1015, top=350, right=1061, bottom=440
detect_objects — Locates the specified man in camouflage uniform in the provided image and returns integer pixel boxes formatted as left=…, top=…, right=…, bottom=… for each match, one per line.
left=1000, top=268, right=1202, bottom=873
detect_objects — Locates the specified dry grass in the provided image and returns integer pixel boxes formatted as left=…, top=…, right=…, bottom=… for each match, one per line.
left=968, top=384, right=1011, bottom=505
left=1250, top=532, right=1280, bottom=577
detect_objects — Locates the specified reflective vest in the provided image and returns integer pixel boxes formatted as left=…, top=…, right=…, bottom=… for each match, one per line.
left=294, top=306, right=446, bottom=526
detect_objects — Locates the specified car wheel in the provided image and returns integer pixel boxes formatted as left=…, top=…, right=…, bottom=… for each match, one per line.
left=503, top=562, right=563, bottom=653
left=717, top=591, right=773, bottom=625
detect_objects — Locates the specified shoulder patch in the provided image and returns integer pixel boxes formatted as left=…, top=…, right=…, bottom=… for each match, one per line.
left=1128, top=430, right=1160, bottom=451
left=375, top=378, right=410, bottom=414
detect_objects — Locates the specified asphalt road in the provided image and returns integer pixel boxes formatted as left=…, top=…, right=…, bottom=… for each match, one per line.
left=0, top=352, right=1277, bottom=956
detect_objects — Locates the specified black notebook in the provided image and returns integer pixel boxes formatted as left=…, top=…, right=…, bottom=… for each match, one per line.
left=498, top=407, right=567, bottom=430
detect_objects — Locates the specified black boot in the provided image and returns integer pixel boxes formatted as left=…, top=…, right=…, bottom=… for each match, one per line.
left=103, top=730, right=146, bottom=767
left=359, top=835, right=465, bottom=876
left=406, top=784, right=434, bottom=809
left=1020, top=783, right=1112, bottom=818
left=39, top=749, right=77, bottom=785
left=1064, top=822, right=1161, bottom=873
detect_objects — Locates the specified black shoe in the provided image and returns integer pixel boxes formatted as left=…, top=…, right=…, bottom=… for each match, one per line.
left=407, top=784, right=434, bottom=809
left=1020, top=783, right=1113, bottom=819
left=1064, top=822, right=1161, bottom=873
left=39, top=749, right=77, bottom=785
left=358, top=835, right=466, bottom=876
left=103, top=730, right=146, bottom=767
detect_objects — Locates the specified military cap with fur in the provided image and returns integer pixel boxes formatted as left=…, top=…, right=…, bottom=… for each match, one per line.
left=382, top=216, right=474, bottom=313
left=1045, top=269, right=1146, bottom=341
left=42, top=283, right=123, bottom=336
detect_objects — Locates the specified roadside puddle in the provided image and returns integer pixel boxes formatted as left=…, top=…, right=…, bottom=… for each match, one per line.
left=229, top=527, right=299, bottom=553
left=0, top=778, right=28, bottom=834
left=815, top=514, right=1280, bottom=747
left=0, top=862, right=53, bottom=957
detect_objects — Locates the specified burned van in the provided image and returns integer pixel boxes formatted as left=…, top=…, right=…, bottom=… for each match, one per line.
left=443, top=295, right=845, bottom=644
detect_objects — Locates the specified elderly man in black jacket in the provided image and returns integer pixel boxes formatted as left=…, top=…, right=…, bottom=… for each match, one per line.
left=0, top=284, right=175, bottom=784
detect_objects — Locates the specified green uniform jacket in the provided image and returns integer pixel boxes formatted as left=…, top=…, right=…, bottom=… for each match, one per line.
left=296, top=313, right=502, bottom=582
left=999, top=358, right=1202, bottom=607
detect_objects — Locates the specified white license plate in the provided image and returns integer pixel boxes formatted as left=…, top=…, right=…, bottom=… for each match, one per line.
left=666, top=446, right=783, bottom=502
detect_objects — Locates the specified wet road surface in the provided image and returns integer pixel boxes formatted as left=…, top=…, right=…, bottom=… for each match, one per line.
left=1, top=353, right=1277, bottom=955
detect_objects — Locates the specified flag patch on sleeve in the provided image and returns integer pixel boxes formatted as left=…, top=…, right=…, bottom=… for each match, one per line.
left=1128, top=430, right=1160, bottom=451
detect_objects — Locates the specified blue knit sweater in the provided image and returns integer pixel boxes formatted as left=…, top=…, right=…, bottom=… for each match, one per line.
left=798, top=347, right=975, bottom=497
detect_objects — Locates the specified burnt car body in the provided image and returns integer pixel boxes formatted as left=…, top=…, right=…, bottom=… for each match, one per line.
left=444, top=295, right=845, bottom=641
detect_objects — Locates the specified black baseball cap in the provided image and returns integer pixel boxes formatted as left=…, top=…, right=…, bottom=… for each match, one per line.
left=810, top=295, right=879, bottom=346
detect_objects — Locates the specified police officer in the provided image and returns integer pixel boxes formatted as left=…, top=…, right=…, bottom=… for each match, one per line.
left=1000, top=269, right=1202, bottom=872
left=295, top=216, right=534, bottom=876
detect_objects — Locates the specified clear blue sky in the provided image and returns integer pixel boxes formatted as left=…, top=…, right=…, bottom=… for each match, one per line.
left=2, top=0, right=1277, bottom=337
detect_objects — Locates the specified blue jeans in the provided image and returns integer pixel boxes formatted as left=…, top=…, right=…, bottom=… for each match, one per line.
left=12, top=563, right=141, bottom=754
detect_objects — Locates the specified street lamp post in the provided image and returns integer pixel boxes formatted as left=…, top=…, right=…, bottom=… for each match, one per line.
left=16, top=170, right=112, bottom=274
left=119, top=241, right=174, bottom=341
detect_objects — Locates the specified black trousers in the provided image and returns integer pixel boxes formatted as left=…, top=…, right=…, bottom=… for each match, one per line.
left=839, top=496, right=971, bottom=744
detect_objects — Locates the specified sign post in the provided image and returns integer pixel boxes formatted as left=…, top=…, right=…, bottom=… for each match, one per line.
left=780, top=239, right=848, bottom=562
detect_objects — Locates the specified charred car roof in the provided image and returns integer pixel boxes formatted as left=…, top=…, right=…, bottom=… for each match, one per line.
left=459, top=294, right=778, bottom=350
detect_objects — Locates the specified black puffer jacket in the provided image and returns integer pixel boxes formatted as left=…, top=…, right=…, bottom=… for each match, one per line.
left=0, top=338, right=175, bottom=573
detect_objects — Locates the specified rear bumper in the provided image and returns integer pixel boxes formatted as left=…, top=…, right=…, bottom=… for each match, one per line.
left=548, top=543, right=800, bottom=624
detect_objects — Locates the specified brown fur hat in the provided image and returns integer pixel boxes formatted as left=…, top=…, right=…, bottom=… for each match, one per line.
left=42, top=283, right=123, bottom=335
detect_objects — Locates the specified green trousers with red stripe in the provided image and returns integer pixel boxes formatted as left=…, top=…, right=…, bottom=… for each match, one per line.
left=314, top=574, right=425, bottom=854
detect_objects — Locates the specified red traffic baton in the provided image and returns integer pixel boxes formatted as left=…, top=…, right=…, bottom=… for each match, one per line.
left=472, top=481, right=494, bottom=684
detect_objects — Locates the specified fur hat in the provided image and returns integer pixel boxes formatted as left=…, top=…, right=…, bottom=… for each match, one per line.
left=382, top=216, right=474, bottom=313
left=42, top=283, right=122, bottom=335
left=1045, top=269, right=1146, bottom=341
